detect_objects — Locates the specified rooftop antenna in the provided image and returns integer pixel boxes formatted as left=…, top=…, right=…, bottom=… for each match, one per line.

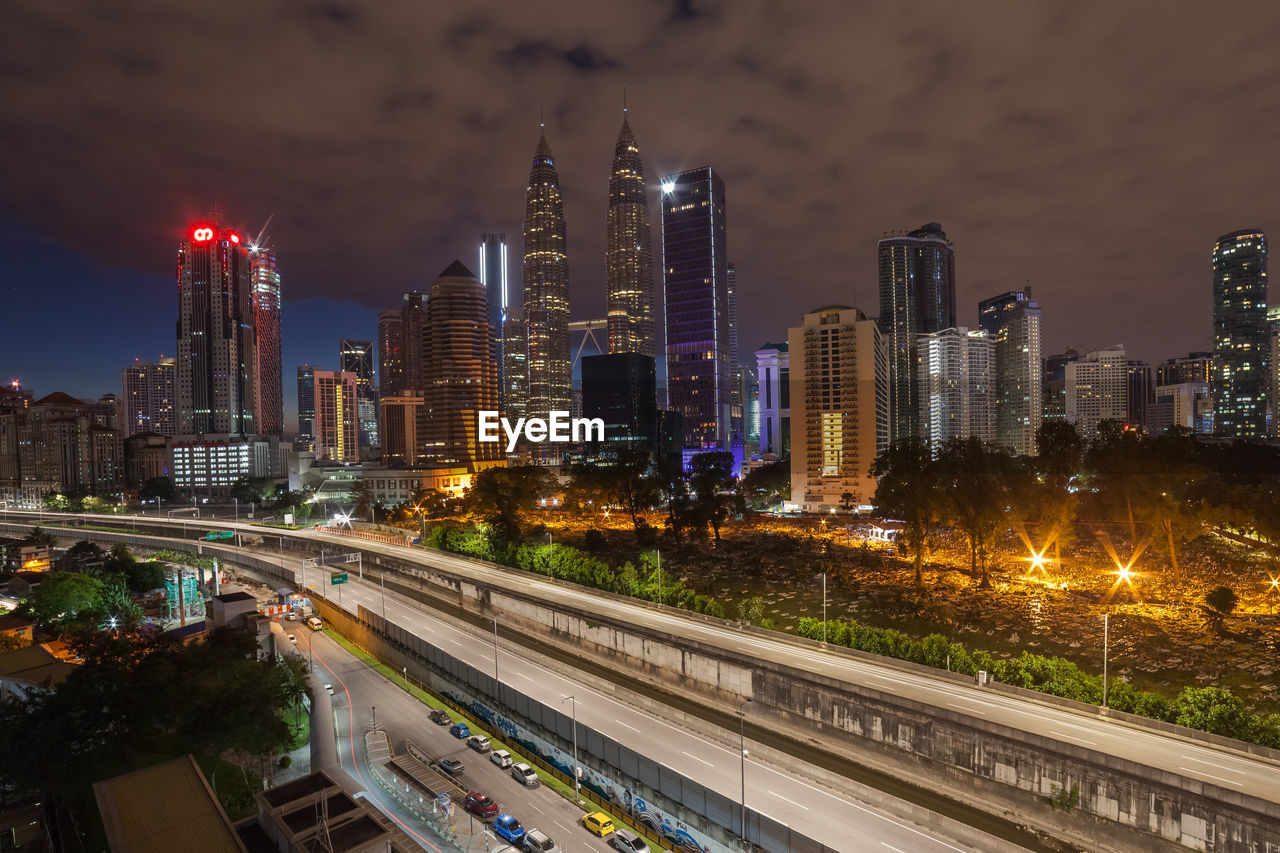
left=623, top=84, right=628, bottom=114
left=250, top=214, right=274, bottom=253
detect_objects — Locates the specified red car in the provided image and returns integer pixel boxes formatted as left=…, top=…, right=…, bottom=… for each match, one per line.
left=464, top=792, right=498, bottom=819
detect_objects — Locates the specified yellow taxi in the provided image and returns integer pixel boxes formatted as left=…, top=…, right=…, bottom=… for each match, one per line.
left=581, top=812, right=615, bottom=836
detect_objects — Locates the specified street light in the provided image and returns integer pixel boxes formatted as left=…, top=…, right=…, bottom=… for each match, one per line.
left=562, top=694, right=580, bottom=802
left=233, top=497, right=239, bottom=523
left=1102, top=612, right=1110, bottom=708
left=739, top=699, right=752, bottom=841
left=492, top=615, right=500, bottom=683
left=821, top=572, right=827, bottom=643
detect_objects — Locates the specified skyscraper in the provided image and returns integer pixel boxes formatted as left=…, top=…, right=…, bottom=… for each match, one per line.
left=1126, top=360, right=1154, bottom=427
left=1212, top=230, right=1269, bottom=439
left=399, top=291, right=426, bottom=395
left=1066, top=348, right=1128, bottom=441
left=978, top=289, right=1042, bottom=455
left=789, top=306, right=887, bottom=511
left=420, top=261, right=502, bottom=469
left=917, top=328, right=995, bottom=447
left=377, top=309, right=404, bottom=397
left=250, top=247, right=283, bottom=437
left=339, top=339, right=378, bottom=450
left=479, top=234, right=510, bottom=411
left=296, top=364, right=318, bottom=449
left=878, top=223, right=956, bottom=445
left=1043, top=348, right=1082, bottom=421
left=755, top=343, right=790, bottom=458
left=605, top=113, right=656, bottom=359
left=175, top=217, right=256, bottom=438
left=503, top=307, right=528, bottom=424
left=121, top=357, right=175, bottom=437
left=1269, top=307, right=1280, bottom=436
left=313, top=371, right=358, bottom=463
left=661, top=166, right=732, bottom=449
left=1156, top=352, right=1213, bottom=387
left=523, top=128, right=571, bottom=454
left=581, top=353, right=657, bottom=449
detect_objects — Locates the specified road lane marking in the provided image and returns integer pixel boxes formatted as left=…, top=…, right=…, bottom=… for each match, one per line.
left=1181, top=755, right=1247, bottom=775
left=768, top=790, right=809, bottom=810
left=681, top=751, right=715, bottom=767
left=526, top=803, right=543, bottom=813
left=554, top=821, right=571, bottom=834
left=882, top=844, right=907, bottom=852
left=866, top=679, right=899, bottom=692
left=1049, top=730, right=1097, bottom=746
left=946, top=702, right=987, bottom=716
left=614, top=719, right=641, bottom=733
left=1179, top=766, right=1245, bottom=787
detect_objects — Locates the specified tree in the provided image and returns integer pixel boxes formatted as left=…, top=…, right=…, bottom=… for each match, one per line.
left=25, top=572, right=105, bottom=630
left=651, top=453, right=690, bottom=539
left=231, top=476, right=276, bottom=503
left=872, top=437, right=943, bottom=587
left=1205, top=586, right=1238, bottom=616
left=1136, top=430, right=1210, bottom=580
left=1174, top=686, right=1257, bottom=741
left=839, top=491, right=857, bottom=515
left=1034, top=420, right=1084, bottom=565
left=466, top=466, right=557, bottom=536
left=1084, top=420, right=1147, bottom=545
left=139, top=476, right=176, bottom=502
left=688, top=451, right=740, bottom=543
left=349, top=479, right=372, bottom=520
left=740, top=459, right=790, bottom=509
left=935, top=438, right=1021, bottom=588
left=99, top=574, right=143, bottom=631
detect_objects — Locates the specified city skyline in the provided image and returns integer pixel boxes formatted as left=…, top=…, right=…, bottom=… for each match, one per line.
left=6, top=3, right=1280, bottom=412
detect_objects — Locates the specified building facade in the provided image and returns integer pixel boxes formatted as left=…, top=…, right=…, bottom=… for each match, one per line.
left=378, top=393, right=422, bottom=468
left=661, top=166, right=732, bottom=450
left=978, top=289, right=1042, bottom=456
left=917, top=327, right=995, bottom=447
left=250, top=248, right=283, bottom=437
left=339, top=339, right=378, bottom=450
left=581, top=353, right=657, bottom=449
left=296, top=365, right=318, bottom=450
left=1156, top=352, right=1213, bottom=387
left=789, top=306, right=887, bottom=512
left=420, top=261, right=503, bottom=469
left=755, top=343, right=790, bottom=458
left=522, top=130, right=572, bottom=458
left=1043, top=348, right=1082, bottom=421
left=1269, top=307, right=1280, bottom=437
left=122, top=357, right=175, bottom=438
left=313, top=371, right=358, bottom=463
left=878, top=223, right=956, bottom=445
left=175, top=217, right=256, bottom=438
left=1127, top=360, right=1154, bottom=428
left=479, top=234, right=511, bottom=411
left=605, top=115, right=656, bottom=359
left=377, top=309, right=404, bottom=398
left=1212, top=229, right=1269, bottom=439
left=1065, top=348, right=1128, bottom=441
left=0, top=392, right=124, bottom=502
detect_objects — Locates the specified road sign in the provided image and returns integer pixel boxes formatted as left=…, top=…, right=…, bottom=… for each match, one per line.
left=330, top=572, right=348, bottom=585
left=204, top=531, right=235, bottom=541
left=302, top=557, right=320, bottom=569
left=339, top=553, right=361, bottom=564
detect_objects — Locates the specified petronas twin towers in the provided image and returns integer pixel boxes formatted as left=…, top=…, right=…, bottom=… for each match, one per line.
left=520, top=112, right=656, bottom=437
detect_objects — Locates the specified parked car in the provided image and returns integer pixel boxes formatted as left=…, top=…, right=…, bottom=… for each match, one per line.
left=464, top=792, right=498, bottom=819
left=285, top=611, right=297, bottom=621
left=466, top=734, right=491, bottom=753
left=437, top=757, right=464, bottom=775
left=305, top=616, right=322, bottom=630
left=510, top=763, right=538, bottom=787
left=609, top=829, right=646, bottom=852
left=449, top=722, right=471, bottom=739
left=287, top=634, right=297, bottom=644
left=489, top=749, right=513, bottom=768
left=522, top=829, right=559, bottom=852
left=493, top=814, right=526, bottom=844
left=581, top=813, right=615, bottom=837
left=429, top=709, right=452, bottom=725
left=323, top=683, right=334, bottom=696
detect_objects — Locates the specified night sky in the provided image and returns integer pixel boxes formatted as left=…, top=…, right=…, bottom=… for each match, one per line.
left=4, top=1, right=1280, bottom=430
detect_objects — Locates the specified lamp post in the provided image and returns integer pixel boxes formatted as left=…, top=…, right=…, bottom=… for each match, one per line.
left=1102, top=612, right=1110, bottom=708
left=492, top=615, right=500, bottom=683
left=562, top=695, right=580, bottom=802
left=233, top=497, right=238, bottom=523
left=656, top=548, right=662, bottom=606
left=822, top=572, right=827, bottom=643
left=739, top=699, right=752, bottom=841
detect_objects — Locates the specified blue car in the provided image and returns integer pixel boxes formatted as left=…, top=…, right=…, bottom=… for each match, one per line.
left=493, top=814, right=525, bottom=844
left=450, top=722, right=471, bottom=738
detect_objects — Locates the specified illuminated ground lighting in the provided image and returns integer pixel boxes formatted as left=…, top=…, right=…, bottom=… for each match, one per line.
left=1021, top=547, right=1055, bottom=578
left=1269, top=576, right=1280, bottom=592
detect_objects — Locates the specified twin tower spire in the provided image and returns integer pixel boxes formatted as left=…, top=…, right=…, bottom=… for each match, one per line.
left=520, top=109, right=656, bottom=438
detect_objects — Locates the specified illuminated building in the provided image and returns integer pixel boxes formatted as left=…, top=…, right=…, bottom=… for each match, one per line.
left=420, top=261, right=503, bottom=469
left=296, top=365, right=318, bottom=450
left=1043, top=349, right=1082, bottom=421
left=1127, top=360, right=1154, bottom=428
left=661, top=166, right=732, bottom=449
left=1212, top=229, right=1269, bottom=438
left=1156, top=351, right=1213, bottom=386
left=1066, top=348, right=1128, bottom=441
left=175, top=217, right=256, bottom=438
left=756, top=343, right=790, bottom=458
left=522, top=128, right=572, bottom=459
left=121, top=357, right=175, bottom=437
left=605, top=113, right=656, bottom=359
left=378, top=392, right=422, bottom=468
left=339, top=339, right=378, bottom=450
left=581, top=353, right=657, bottom=449
left=502, top=306, right=528, bottom=424
left=377, top=310, right=403, bottom=397
left=789, top=306, right=887, bottom=512
left=0, top=392, right=123, bottom=502
left=249, top=248, right=283, bottom=437
left=1148, top=382, right=1213, bottom=434
left=978, top=289, right=1042, bottom=455
left=917, top=327, right=995, bottom=447
left=479, top=234, right=512, bottom=411
left=1270, top=307, right=1280, bottom=436
left=313, top=371, right=358, bottom=463
left=878, top=223, right=956, bottom=444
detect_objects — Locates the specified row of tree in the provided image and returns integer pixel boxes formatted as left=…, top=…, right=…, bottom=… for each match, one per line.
left=873, top=421, right=1280, bottom=586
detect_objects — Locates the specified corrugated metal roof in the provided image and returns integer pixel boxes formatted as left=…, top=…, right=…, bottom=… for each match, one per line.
left=94, top=755, right=245, bottom=853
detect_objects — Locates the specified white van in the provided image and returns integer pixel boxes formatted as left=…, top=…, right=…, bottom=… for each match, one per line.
left=306, top=616, right=323, bottom=630
left=489, top=749, right=513, bottom=769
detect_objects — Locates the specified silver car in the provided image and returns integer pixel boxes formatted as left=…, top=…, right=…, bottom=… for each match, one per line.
left=522, top=829, right=559, bottom=852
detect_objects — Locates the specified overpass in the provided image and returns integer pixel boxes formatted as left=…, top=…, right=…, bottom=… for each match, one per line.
left=7, top=511, right=1280, bottom=852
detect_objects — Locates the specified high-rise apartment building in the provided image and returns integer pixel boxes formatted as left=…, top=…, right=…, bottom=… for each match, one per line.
left=420, top=261, right=503, bottom=469
left=378, top=393, right=422, bottom=468
left=479, top=234, right=511, bottom=411
left=502, top=307, right=528, bottom=423
left=377, top=309, right=403, bottom=397
left=339, top=339, right=378, bottom=450
left=1043, top=348, right=1082, bottom=421
left=878, top=223, right=956, bottom=444
left=122, top=357, right=175, bottom=437
left=250, top=248, right=283, bottom=437
left=296, top=365, right=318, bottom=448
left=1066, top=348, right=1128, bottom=441
left=0, top=392, right=124, bottom=502
left=1270, top=307, right=1280, bottom=436
left=661, top=166, right=732, bottom=449
left=175, top=217, right=256, bottom=438
left=1212, top=229, right=1269, bottom=439
left=1126, top=360, right=1154, bottom=428
left=789, top=306, right=887, bottom=512
left=978, top=289, right=1042, bottom=456
left=605, top=115, right=656, bottom=359
left=917, top=327, right=995, bottom=447
left=756, top=343, right=790, bottom=458
left=523, top=129, right=572, bottom=456
left=313, top=371, right=358, bottom=463
left=1149, top=382, right=1213, bottom=435
left=1156, top=352, right=1213, bottom=387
